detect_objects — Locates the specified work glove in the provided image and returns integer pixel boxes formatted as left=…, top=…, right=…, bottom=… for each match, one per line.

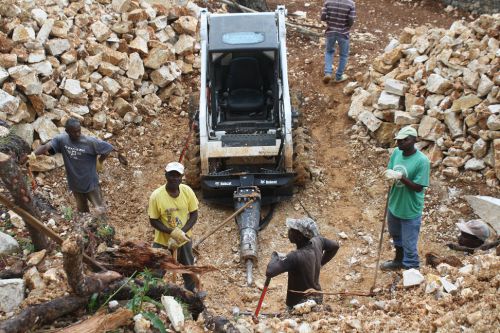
left=170, top=227, right=190, bottom=245
left=384, top=169, right=403, bottom=181
left=96, top=159, right=104, bottom=173
left=167, top=237, right=183, bottom=250
left=28, top=152, right=37, bottom=163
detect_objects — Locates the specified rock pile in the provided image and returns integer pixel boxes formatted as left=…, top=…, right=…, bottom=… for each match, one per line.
left=0, top=0, right=201, bottom=166
left=347, top=14, right=500, bottom=187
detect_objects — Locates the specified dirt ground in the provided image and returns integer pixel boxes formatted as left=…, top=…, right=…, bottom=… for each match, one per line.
left=36, top=0, right=499, bottom=325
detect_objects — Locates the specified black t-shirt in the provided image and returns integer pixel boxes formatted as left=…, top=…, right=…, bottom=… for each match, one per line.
left=282, top=237, right=327, bottom=307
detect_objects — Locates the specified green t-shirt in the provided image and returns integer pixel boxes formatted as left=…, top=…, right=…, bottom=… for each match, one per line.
left=388, top=148, right=430, bottom=219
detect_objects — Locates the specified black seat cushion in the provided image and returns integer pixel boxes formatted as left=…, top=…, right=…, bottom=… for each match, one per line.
left=226, top=57, right=265, bottom=114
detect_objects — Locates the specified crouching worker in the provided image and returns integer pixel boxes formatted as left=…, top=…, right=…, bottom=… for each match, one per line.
left=265, top=217, right=339, bottom=309
left=148, top=162, right=199, bottom=292
left=447, top=220, right=499, bottom=254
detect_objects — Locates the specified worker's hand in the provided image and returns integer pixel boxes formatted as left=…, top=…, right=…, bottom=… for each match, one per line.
left=96, top=159, right=104, bottom=173
left=171, top=227, right=190, bottom=244
left=28, top=152, right=37, bottom=163
left=384, top=169, right=403, bottom=181
left=167, top=238, right=182, bottom=250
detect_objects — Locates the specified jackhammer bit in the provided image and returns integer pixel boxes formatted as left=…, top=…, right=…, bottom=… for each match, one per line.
left=234, top=186, right=261, bottom=286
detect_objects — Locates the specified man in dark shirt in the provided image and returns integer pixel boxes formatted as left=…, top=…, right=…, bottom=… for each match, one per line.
left=265, top=217, right=339, bottom=308
left=30, top=118, right=113, bottom=216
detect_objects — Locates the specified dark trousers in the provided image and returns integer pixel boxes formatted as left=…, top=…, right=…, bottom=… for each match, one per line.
left=153, top=241, right=195, bottom=292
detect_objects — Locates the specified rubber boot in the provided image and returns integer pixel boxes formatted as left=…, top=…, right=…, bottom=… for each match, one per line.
left=380, top=246, right=404, bottom=271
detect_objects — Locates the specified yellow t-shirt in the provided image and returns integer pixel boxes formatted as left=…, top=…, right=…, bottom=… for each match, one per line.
left=148, top=184, right=199, bottom=246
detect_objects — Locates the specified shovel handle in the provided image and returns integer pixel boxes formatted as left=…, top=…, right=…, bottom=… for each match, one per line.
left=254, top=277, right=271, bottom=319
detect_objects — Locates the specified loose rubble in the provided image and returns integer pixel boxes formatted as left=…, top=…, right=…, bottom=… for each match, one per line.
left=0, top=0, right=201, bottom=171
left=347, top=15, right=500, bottom=187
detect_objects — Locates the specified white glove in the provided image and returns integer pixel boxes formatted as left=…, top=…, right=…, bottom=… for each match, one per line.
left=384, top=169, right=403, bottom=180
left=28, top=152, right=37, bottom=163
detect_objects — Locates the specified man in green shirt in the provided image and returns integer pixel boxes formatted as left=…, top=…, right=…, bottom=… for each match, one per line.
left=381, top=126, right=430, bottom=270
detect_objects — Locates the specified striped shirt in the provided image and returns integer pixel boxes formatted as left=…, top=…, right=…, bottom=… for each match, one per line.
left=321, top=0, right=356, bottom=37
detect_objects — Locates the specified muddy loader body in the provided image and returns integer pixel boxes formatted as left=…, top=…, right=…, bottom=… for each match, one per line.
left=185, top=6, right=311, bottom=284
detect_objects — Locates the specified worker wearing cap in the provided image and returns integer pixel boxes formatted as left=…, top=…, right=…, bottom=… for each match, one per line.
left=148, top=161, right=199, bottom=291
left=381, top=126, right=430, bottom=270
left=447, top=220, right=499, bottom=253
left=265, top=217, right=339, bottom=308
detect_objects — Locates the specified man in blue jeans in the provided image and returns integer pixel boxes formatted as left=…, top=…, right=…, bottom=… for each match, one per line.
left=381, top=126, right=430, bottom=270
left=321, top=0, right=356, bottom=84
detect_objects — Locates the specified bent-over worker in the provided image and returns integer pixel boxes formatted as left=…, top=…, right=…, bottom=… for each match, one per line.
left=266, top=217, right=339, bottom=308
left=148, top=161, right=199, bottom=292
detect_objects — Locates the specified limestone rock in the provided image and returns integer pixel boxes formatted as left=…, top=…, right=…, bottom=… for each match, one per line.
left=16, top=72, right=42, bottom=95
left=150, top=63, right=181, bottom=88
left=359, top=110, right=382, bottom=132
left=36, top=19, right=54, bottom=44
left=0, top=89, right=20, bottom=114
left=12, top=25, right=35, bottom=43
left=11, top=123, right=34, bottom=146
left=487, top=114, right=500, bottom=131
left=0, top=67, right=8, bottom=85
left=63, top=79, right=85, bottom=99
left=443, top=111, right=463, bottom=138
left=374, top=122, right=398, bottom=145
left=112, top=0, right=130, bottom=13
left=129, top=36, right=148, bottom=55
left=100, top=77, right=121, bottom=96
left=465, top=195, right=500, bottom=233
left=91, top=21, right=112, bottom=42
left=472, top=138, right=488, bottom=158
left=348, top=88, right=373, bottom=119
left=426, top=74, right=452, bottom=94
left=0, top=231, right=20, bottom=255
left=144, top=47, right=172, bottom=69
left=46, top=38, right=70, bottom=56
left=174, top=34, right=196, bottom=55
left=378, top=91, right=401, bottom=110
left=384, top=78, right=407, bottom=96
left=0, top=279, right=25, bottom=312
left=464, top=158, right=485, bottom=171
left=450, top=95, right=482, bottom=112
left=172, top=16, right=198, bottom=35
left=395, top=111, right=419, bottom=125
left=27, top=249, right=47, bottom=266
left=126, top=52, right=144, bottom=79
left=494, top=139, right=500, bottom=180
left=33, top=116, right=58, bottom=143
left=443, top=156, right=464, bottom=168
left=51, top=20, right=70, bottom=38
left=402, top=268, right=424, bottom=287
left=24, top=266, right=46, bottom=290
left=161, top=296, right=184, bottom=332
left=477, top=74, right=493, bottom=97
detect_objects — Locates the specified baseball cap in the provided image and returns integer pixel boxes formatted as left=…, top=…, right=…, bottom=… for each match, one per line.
left=395, top=126, right=418, bottom=140
left=456, top=219, right=490, bottom=241
left=286, top=217, right=319, bottom=239
left=165, top=162, right=184, bottom=174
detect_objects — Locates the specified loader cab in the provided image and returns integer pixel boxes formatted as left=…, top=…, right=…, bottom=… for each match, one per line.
left=207, top=13, right=281, bottom=133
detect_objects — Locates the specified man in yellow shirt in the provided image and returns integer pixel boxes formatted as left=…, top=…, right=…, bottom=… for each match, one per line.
left=148, top=162, right=199, bottom=291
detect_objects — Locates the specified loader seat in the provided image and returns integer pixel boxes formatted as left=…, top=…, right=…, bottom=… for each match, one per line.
left=225, top=57, right=265, bottom=115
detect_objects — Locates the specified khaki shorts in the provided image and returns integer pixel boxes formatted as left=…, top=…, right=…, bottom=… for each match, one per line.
left=73, top=187, right=106, bottom=215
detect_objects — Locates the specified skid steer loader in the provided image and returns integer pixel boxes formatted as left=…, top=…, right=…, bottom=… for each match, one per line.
left=184, top=6, right=312, bottom=284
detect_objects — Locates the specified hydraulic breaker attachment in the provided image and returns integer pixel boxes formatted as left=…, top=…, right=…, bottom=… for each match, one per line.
left=234, top=183, right=261, bottom=286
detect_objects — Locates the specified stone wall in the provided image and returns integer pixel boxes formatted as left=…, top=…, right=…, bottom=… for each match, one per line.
left=442, top=0, right=500, bottom=14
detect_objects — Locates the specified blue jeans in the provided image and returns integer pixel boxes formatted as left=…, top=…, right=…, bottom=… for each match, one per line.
left=387, top=210, right=421, bottom=268
left=324, top=33, right=350, bottom=80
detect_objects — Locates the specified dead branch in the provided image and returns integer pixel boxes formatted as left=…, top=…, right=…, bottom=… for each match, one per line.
left=0, top=193, right=106, bottom=272
left=55, top=308, right=133, bottom=333
left=217, top=0, right=322, bottom=38
left=0, top=152, right=48, bottom=250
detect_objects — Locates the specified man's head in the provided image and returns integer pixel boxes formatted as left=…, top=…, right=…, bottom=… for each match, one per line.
left=456, top=220, right=490, bottom=248
left=164, top=162, right=184, bottom=189
left=286, top=217, right=319, bottom=245
left=65, top=118, right=81, bottom=142
left=395, top=126, right=417, bottom=152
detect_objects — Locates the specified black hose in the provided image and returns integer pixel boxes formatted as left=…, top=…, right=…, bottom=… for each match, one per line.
left=258, top=204, right=276, bottom=231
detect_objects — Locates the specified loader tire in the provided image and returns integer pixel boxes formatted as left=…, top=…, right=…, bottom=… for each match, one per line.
left=292, top=127, right=313, bottom=186
left=184, top=138, right=201, bottom=189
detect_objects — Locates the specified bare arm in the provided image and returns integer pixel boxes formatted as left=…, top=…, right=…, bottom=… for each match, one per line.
left=33, top=143, right=53, bottom=156
left=182, top=210, right=198, bottom=234
left=399, top=176, right=424, bottom=192
left=149, top=218, right=173, bottom=234
left=320, top=238, right=339, bottom=266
